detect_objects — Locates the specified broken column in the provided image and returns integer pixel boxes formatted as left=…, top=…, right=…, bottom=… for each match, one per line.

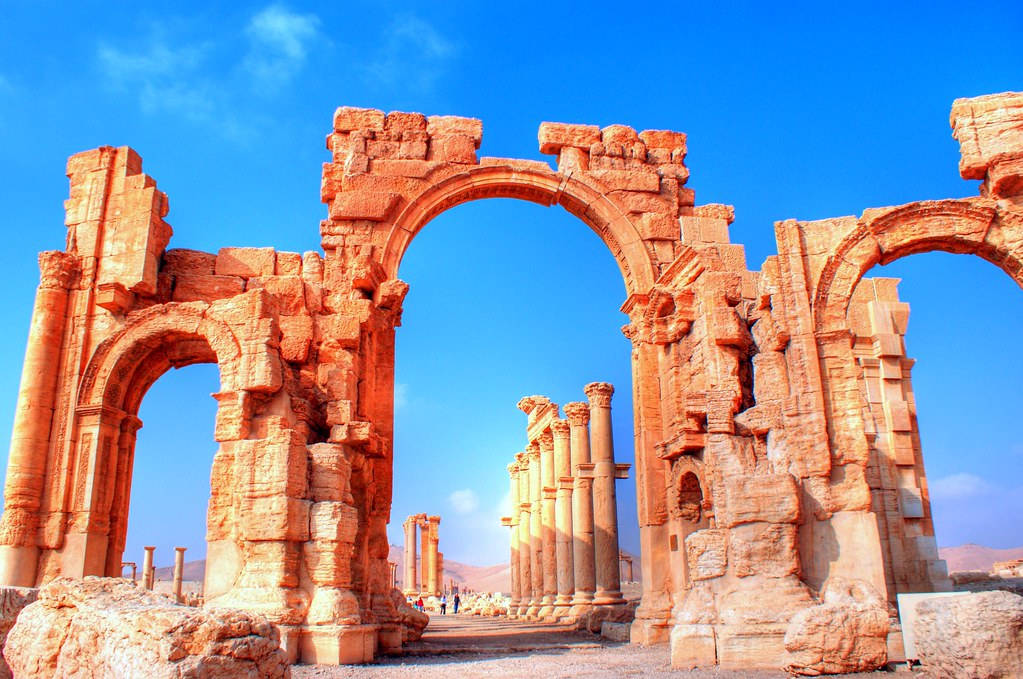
left=584, top=382, right=626, bottom=606
left=538, top=430, right=557, bottom=618
left=142, top=546, right=155, bottom=591
left=564, top=401, right=596, bottom=614
left=403, top=515, right=418, bottom=594
left=172, top=546, right=186, bottom=602
left=552, top=418, right=575, bottom=617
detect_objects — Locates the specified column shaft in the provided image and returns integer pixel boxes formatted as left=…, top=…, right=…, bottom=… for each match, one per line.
left=403, top=517, right=418, bottom=593
left=552, top=420, right=574, bottom=613
left=142, top=546, right=155, bottom=591
left=172, top=547, right=186, bottom=602
left=507, top=462, right=521, bottom=612
left=516, top=452, right=531, bottom=616
left=565, top=402, right=595, bottom=609
left=528, top=444, right=542, bottom=616
left=539, top=431, right=557, bottom=617
left=586, top=382, right=625, bottom=605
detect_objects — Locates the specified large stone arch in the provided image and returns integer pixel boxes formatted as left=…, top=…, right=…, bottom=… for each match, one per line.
left=66, top=302, right=247, bottom=580
left=380, top=163, right=661, bottom=295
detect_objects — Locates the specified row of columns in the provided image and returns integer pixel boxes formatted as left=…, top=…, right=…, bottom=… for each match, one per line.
left=402, top=513, right=442, bottom=596
left=504, top=382, right=630, bottom=620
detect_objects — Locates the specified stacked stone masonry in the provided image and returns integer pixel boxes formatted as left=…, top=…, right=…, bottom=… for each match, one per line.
left=0, top=92, right=1021, bottom=668
left=501, top=385, right=631, bottom=622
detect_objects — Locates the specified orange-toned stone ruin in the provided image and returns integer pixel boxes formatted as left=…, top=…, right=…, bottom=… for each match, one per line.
left=402, top=513, right=442, bottom=597
left=502, top=384, right=631, bottom=626
left=1, top=91, right=1021, bottom=669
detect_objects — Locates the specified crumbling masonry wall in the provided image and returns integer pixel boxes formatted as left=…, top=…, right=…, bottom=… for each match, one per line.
left=1, top=92, right=1022, bottom=668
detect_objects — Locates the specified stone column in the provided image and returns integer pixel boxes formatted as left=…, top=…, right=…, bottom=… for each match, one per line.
left=515, top=452, right=532, bottom=617
left=172, top=546, right=186, bottom=602
left=538, top=430, right=557, bottom=618
left=564, top=401, right=595, bottom=612
left=426, top=515, right=441, bottom=596
left=585, top=382, right=625, bottom=605
left=403, top=516, right=418, bottom=593
left=551, top=419, right=574, bottom=616
left=389, top=561, right=397, bottom=589
left=0, top=252, right=75, bottom=587
left=142, top=546, right=155, bottom=591
left=527, top=442, right=543, bottom=617
left=437, top=551, right=444, bottom=594
left=507, top=461, right=521, bottom=614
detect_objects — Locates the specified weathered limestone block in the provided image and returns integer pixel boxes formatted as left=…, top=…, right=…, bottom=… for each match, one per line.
left=387, top=588, right=428, bottom=642
left=951, top=91, right=1023, bottom=196
left=782, top=577, right=889, bottom=676
left=215, top=246, right=276, bottom=277
left=171, top=273, right=245, bottom=302
left=914, top=590, right=1023, bottom=679
left=162, top=248, right=216, bottom=276
left=3, top=577, right=289, bottom=679
left=719, top=474, right=800, bottom=528
left=717, top=575, right=814, bottom=669
left=0, top=586, right=38, bottom=679
left=685, top=529, right=728, bottom=580
left=728, top=523, right=800, bottom=578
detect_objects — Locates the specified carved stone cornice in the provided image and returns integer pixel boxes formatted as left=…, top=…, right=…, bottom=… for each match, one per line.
left=563, top=401, right=590, bottom=426
left=583, top=382, right=614, bottom=408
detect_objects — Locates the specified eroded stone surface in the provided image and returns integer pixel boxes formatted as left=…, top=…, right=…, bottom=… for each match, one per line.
left=3, top=577, right=289, bottom=678
left=914, top=590, right=1023, bottom=679
left=782, top=578, right=889, bottom=676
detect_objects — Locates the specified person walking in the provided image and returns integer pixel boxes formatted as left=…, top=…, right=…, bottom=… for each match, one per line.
left=440, top=594, right=447, bottom=615
left=416, top=596, right=424, bottom=612
left=453, top=593, right=460, bottom=614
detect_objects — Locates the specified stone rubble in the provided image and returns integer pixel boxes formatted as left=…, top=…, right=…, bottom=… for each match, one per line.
left=2, top=576, right=290, bottom=678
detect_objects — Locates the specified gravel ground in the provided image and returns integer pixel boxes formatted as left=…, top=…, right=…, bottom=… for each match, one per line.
left=291, top=615, right=907, bottom=678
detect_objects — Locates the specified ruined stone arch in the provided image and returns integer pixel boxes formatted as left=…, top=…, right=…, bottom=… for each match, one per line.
left=78, top=302, right=242, bottom=410
left=811, top=199, right=1011, bottom=335
left=380, top=162, right=662, bottom=295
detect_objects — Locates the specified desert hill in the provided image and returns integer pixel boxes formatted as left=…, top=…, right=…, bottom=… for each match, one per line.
left=938, top=543, right=1023, bottom=572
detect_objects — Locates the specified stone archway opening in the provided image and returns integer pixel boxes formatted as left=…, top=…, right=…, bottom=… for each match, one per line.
left=387, top=196, right=640, bottom=608
left=848, top=251, right=1023, bottom=588
left=121, top=361, right=220, bottom=596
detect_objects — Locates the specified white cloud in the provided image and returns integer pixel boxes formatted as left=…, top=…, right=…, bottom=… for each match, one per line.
left=394, top=383, right=409, bottom=411
left=930, top=472, right=991, bottom=500
left=244, top=4, right=321, bottom=90
left=449, top=488, right=479, bottom=515
left=367, top=15, right=454, bottom=90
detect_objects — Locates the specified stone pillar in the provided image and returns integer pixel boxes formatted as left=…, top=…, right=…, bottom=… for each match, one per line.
left=515, top=452, right=532, bottom=617
left=172, top=547, right=186, bottom=602
left=538, top=430, right=557, bottom=618
left=564, top=401, right=595, bottom=613
left=437, top=551, right=444, bottom=594
left=426, top=516, right=441, bottom=596
left=527, top=442, right=543, bottom=617
left=389, top=561, right=397, bottom=589
left=585, top=382, right=625, bottom=605
left=403, top=516, right=418, bottom=594
left=0, top=252, right=75, bottom=587
left=551, top=419, right=574, bottom=616
left=507, top=461, right=521, bottom=613
left=142, top=546, right=155, bottom=591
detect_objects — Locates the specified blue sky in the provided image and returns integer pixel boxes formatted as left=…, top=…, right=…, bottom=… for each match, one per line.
left=0, top=2, right=1021, bottom=569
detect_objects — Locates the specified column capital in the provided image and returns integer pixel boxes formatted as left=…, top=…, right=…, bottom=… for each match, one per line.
left=551, top=419, right=570, bottom=438
left=563, top=401, right=590, bottom=425
left=427, top=515, right=441, bottom=526
left=538, top=429, right=555, bottom=450
left=584, top=382, right=614, bottom=408
left=517, top=395, right=550, bottom=415
left=527, top=441, right=541, bottom=460
left=508, top=462, right=518, bottom=476
left=38, top=250, right=77, bottom=290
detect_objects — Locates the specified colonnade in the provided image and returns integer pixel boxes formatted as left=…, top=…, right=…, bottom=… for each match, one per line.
left=503, top=382, right=630, bottom=621
left=402, top=513, right=442, bottom=597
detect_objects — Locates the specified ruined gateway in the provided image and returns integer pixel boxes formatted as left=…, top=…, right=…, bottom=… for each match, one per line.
left=0, top=91, right=1021, bottom=667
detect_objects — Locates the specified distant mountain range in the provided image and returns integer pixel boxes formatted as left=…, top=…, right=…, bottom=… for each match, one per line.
left=939, top=543, right=1023, bottom=572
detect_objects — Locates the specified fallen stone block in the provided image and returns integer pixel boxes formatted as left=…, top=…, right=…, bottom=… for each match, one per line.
left=3, top=576, right=290, bottom=679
